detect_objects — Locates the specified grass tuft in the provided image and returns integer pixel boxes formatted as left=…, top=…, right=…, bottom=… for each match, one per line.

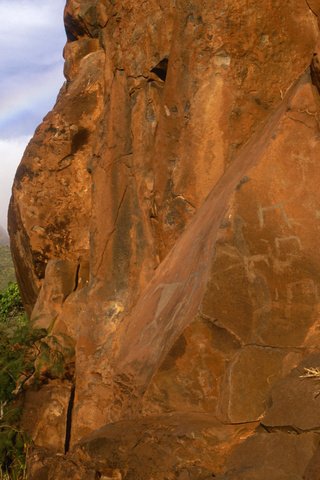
left=300, top=367, right=320, bottom=379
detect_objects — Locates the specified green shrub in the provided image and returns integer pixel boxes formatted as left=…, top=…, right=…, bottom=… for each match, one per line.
left=0, top=283, right=74, bottom=478
left=0, top=283, right=30, bottom=478
left=0, top=283, right=23, bottom=322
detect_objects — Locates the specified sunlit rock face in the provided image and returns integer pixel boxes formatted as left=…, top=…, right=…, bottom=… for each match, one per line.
left=8, top=0, right=320, bottom=478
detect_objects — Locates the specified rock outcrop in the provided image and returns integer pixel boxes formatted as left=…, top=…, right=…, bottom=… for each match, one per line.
left=8, top=0, right=320, bottom=478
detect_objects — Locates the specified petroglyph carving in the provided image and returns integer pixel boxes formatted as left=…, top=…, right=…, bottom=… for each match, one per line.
left=275, top=236, right=302, bottom=257
left=286, top=278, right=318, bottom=303
left=258, top=203, right=292, bottom=229
left=244, top=254, right=270, bottom=281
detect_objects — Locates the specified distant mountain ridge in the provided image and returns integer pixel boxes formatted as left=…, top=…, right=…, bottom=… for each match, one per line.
left=0, top=225, right=9, bottom=246
left=0, top=225, right=14, bottom=290
left=0, top=245, right=15, bottom=290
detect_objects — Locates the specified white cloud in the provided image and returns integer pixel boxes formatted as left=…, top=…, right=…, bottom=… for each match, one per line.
left=0, top=0, right=66, bottom=70
left=0, top=136, right=31, bottom=228
left=0, top=0, right=67, bottom=228
left=0, top=0, right=66, bottom=137
left=0, top=62, right=64, bottom=137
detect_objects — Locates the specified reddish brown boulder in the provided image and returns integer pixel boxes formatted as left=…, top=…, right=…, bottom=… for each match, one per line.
left=262, top=354, right=320, bottom=432
left=27, top=413, right=256, bottom=480
left=21, top=380, right=72, bottom=453
left=215, top=431, right=319, bottom=480
left=8, top=0, right=320, bottom=478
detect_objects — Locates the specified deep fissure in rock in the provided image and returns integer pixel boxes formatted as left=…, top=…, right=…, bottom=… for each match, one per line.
left=150, top=58, right=168, bottom=81
left=73, top=263, right=81, bottom=291
left=310, top=55, right=320, bottom=93
left=64, top=13, right=89, bottom=42
left=64, top=384, right=76, bottom=453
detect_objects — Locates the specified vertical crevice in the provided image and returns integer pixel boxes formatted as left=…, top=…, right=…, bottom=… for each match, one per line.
left=310, top=53, right=320, bottom=94
left=73, top=263, right=81, bottom=291
left=64, top=384, right=75, bottom=453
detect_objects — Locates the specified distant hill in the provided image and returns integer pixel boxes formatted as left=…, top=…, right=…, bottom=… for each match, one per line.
left=0, top=226, right=16, bottom=290
left=0, top=225, right=9, bottom=246
left=0, top=240, right=16, bottom=290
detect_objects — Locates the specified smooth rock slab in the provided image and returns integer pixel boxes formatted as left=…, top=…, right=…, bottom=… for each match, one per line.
left=77, top=413, right=256, bottom=480
left=22, top=380, right=72, bottom=453
left=262, top=354, right=320, bottom=432
left=218, top=345, right=287, bottom=423
left=216, top=431, right=319, bottom=480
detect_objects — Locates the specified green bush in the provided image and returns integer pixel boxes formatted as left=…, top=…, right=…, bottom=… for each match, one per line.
left=0, top=283, right=74, bottom=478
left=0, top=283, right=23, bottom=322
left=0, top=283, right=31, bottom=478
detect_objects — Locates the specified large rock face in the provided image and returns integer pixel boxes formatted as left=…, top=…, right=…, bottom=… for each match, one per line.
left=8, top=0, right=320, bottom=478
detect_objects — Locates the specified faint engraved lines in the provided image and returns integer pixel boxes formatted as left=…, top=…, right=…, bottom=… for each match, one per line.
left=275, top=235, right=302, bottom=256
left=244, top=254, right=270, bottom=282
left=286, top=278, right=318, bottom=304
left=258, top=203, right=292, bottom=229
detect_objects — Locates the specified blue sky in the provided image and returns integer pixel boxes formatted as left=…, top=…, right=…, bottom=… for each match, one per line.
left=0, top=0, right=66, bottom=228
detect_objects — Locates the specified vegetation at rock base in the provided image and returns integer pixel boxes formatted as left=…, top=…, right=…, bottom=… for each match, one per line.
left=0, top=284, right=29, bottom=479
left=0, top=283, right=74, bottom=479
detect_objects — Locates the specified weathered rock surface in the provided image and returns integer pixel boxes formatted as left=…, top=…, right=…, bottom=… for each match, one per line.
left=21, top=380, right=73, bottom=453
left=8, top=0, right=320, bottom=478
left=28, top=413, right=256, bottom=480
left=215, top=431, right=319, bottom=480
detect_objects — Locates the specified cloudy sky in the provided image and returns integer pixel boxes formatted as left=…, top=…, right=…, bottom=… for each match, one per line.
left=0, top=0, right=66, bottom=228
